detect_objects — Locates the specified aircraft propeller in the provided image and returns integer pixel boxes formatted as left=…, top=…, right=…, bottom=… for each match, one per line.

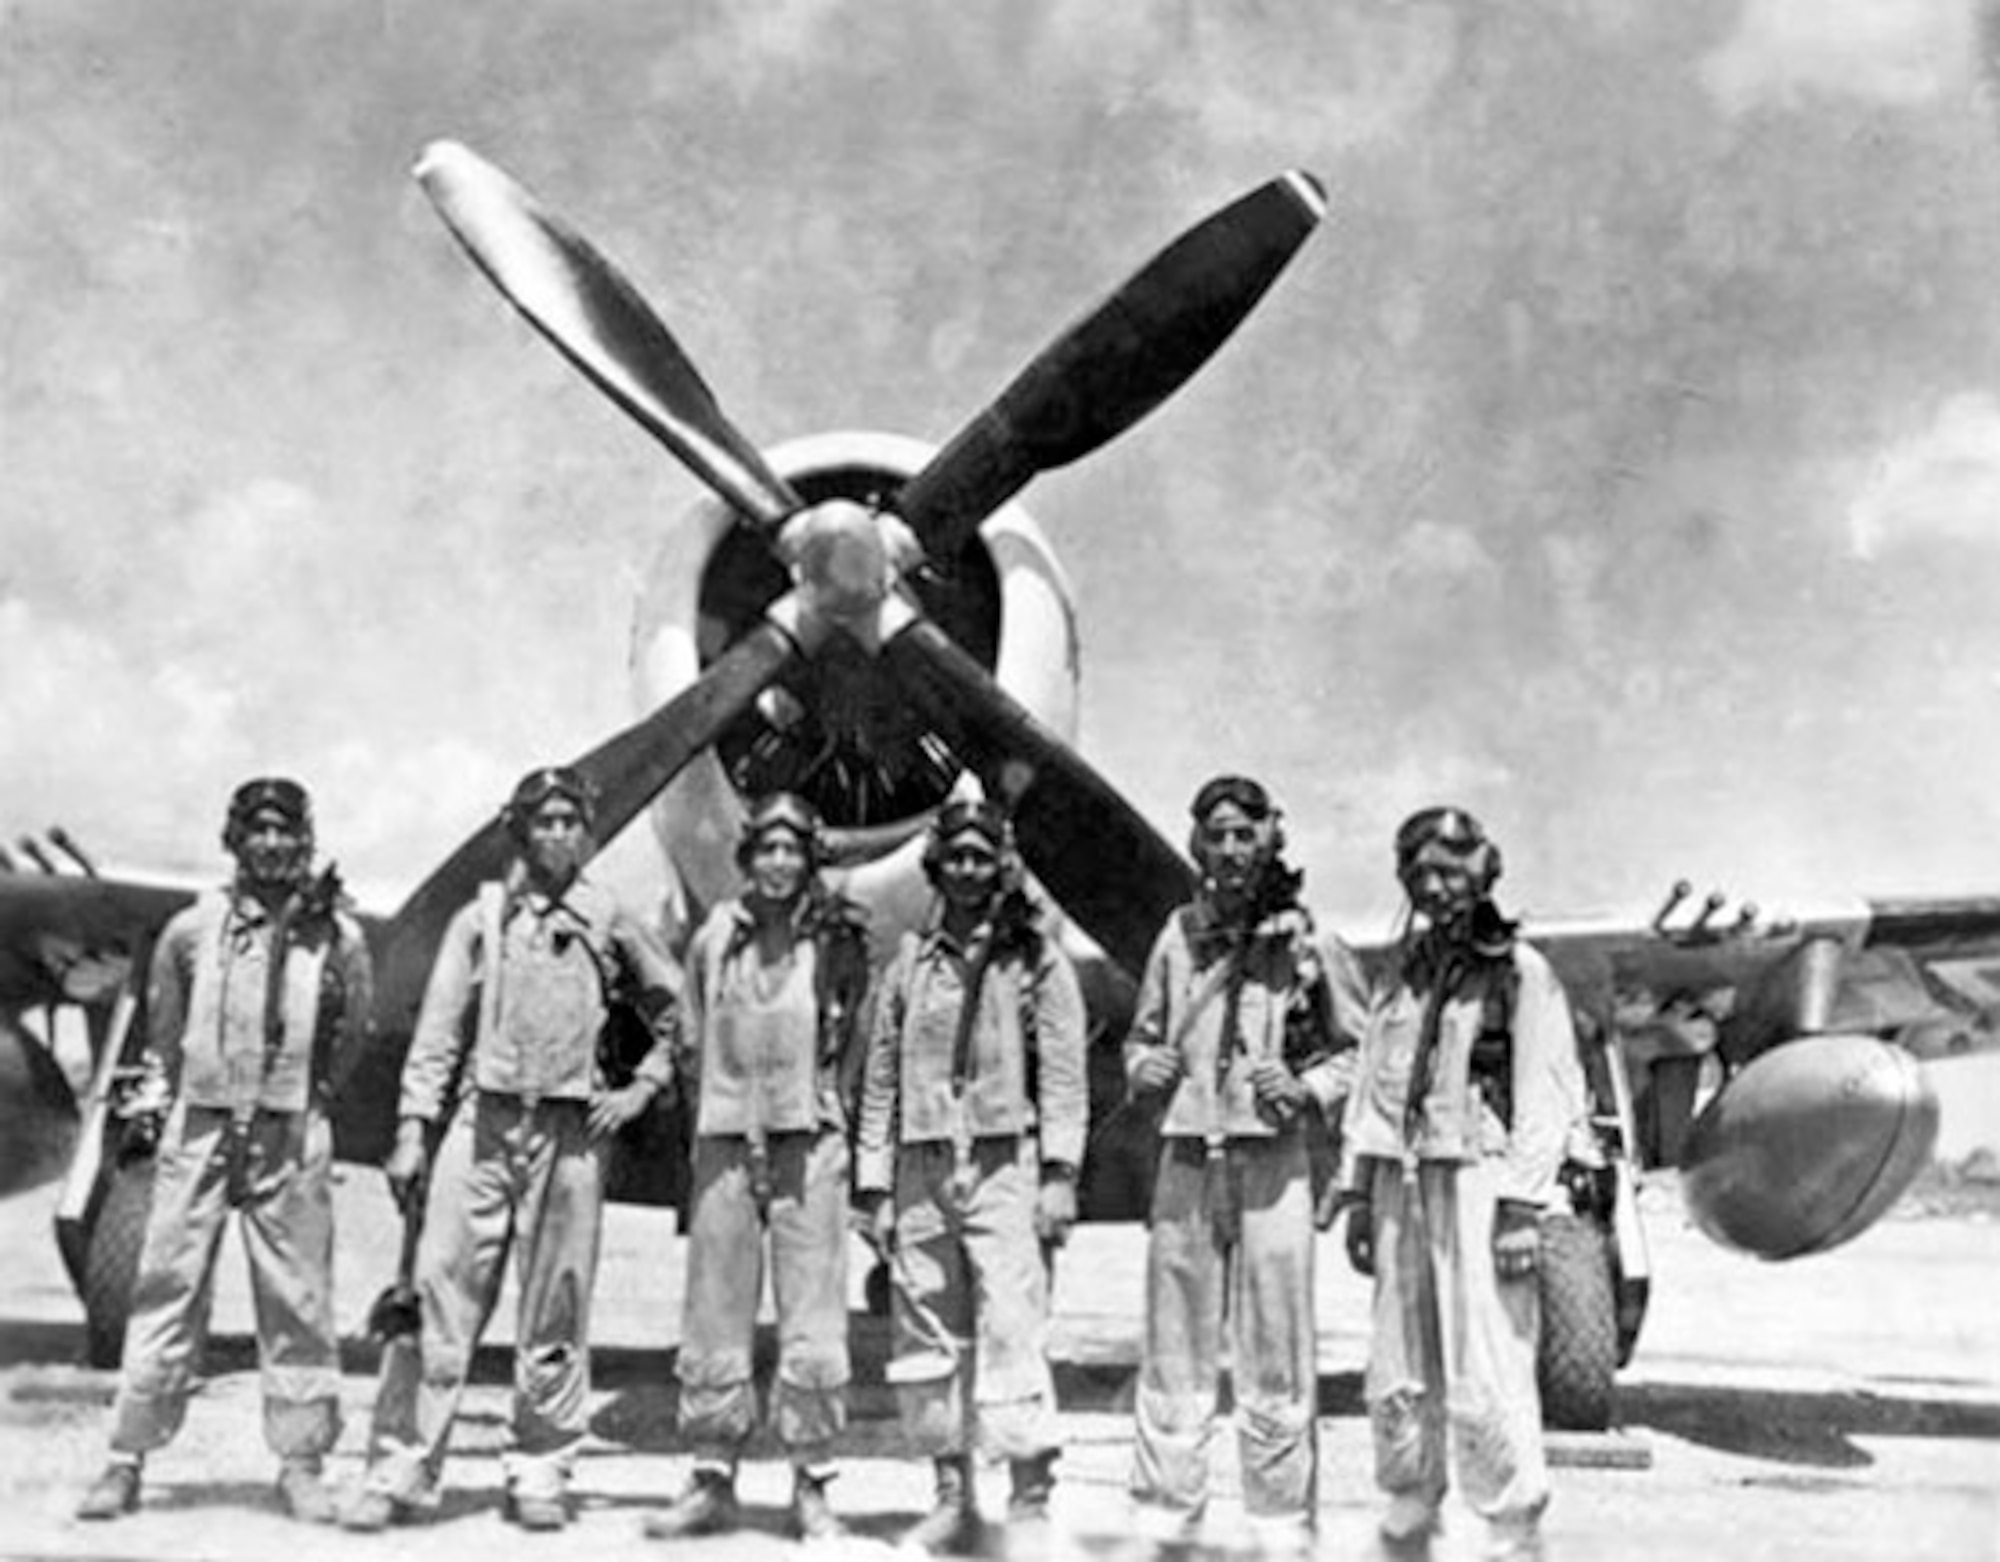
left=404, top=141, right=1324, bottom=977
left=414, top=142, right=802, bottom=532
left=380, top=614, right=811, bottom=1013
left=891, top=168, right=1327, bottom=565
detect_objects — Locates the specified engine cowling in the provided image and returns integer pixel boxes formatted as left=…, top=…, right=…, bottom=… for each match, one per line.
left=1678, top=1032, right=1938, bottom=1259
left=630, top=430, right=1080, bottom=937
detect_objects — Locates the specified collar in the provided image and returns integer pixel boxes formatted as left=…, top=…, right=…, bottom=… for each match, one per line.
left=723, top=892, right=813, bottom=946
left=225, top=882, right=305, bottom=930
left=916, top=915, right=990, bottom=963
left=1184, top=895, right=1308, bottom=952
left=503, top=867, right=598, bottom=929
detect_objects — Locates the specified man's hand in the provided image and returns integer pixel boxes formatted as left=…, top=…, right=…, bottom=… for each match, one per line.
left=385, top=1118, right=431, bottom=1215
left=1493, top=1200, right=1542, bottom=1282
left=855, top=1189, right=896, bottom=1255
left=589, top=1080, right=660, bottom=1139
left=1344, top=1199, right=1376, bottom=1277
left=1249, top=1058, right=1307, bottom=1122
left=1128, top=1045, right=1183, bottom=1096
left=1035, top=1168, right=1079, bottom=1249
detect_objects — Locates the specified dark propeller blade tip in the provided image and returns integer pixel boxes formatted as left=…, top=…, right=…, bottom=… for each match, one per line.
left=894, top=166, right=1332, bottom=558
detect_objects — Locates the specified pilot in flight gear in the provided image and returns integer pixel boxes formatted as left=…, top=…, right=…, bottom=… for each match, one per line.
left=77, top=778, right=374, bottom=1525
left=854, top=797, right=1088, bottom=1554
left=344, top=765, right=678, bottom=1534
left=641, top=792, right=872, bottom=1546
left=1339, top=807, right=1586, bottom=1561
left=1123, top=776, right=1366, bottom=1552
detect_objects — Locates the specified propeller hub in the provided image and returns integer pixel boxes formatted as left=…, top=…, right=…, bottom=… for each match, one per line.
left=780, top=498, right=908, bottom=635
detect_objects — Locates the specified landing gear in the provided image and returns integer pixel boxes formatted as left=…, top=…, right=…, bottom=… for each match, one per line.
left=78, top=1156, right=154, bottom=1368
left=52, top=981, right=158, bottom=1368
left=1535, top=1017, right=1654, bottom=1433
left=1536, top=1209, right=1617, bottom=1431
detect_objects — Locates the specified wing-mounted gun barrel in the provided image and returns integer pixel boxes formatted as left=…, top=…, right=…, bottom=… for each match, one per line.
left=5, top=828, right=99, bottom=879
left=1648, top=879, right=1795, bottom=948
left=1650, top=880, right=1691, bottom=932
left=47, top=827, right=99, bottom=878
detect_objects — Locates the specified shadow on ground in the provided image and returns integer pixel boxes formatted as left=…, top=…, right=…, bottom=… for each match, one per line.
left=1622, top=1381, right=2000, bottom=1467
left=13, top=1311, right=2000, bottom=1483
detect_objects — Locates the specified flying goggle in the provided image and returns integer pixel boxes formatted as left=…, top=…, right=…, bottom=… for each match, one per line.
left=1394, top=805, right=1502, bottom=893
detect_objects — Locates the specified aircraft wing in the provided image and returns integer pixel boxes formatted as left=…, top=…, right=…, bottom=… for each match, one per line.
left=0, top=871, right=194, bottom=1011
left=0, top=868, right=195, bottom=1198
left=1493, top=889, right=2000, bottom=1260
left=1522, top=890, right=2000, bottom=1062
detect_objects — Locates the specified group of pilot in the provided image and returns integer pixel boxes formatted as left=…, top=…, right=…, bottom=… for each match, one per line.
left=74, top=763, right=1584, bottom=1561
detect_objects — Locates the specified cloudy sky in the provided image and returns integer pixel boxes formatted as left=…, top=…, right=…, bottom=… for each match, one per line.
left=5, top=0, right=2000, bottom=933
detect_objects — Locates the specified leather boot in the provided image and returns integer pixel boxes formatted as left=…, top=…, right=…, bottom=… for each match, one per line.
left=1005, top=1451, right=1056, bottom=1521
left=642, top=1466, right=739, bottom=1540
left=339, top=1488, right=418, bottom=1533
left=275, top=1456, right=336, bottom=1524
left=900, top=1455, right=981, bottom=1555
left=791, top=1465, right=848, bottom=1543
left=75, top=1460, right=141, bottom=1521
left=1001, top=1452, right=1057, bottom=1558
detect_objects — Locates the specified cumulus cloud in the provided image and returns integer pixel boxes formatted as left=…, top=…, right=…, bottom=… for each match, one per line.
left=172, top=477, right=329, bottom=610
left=312, top=735, right=519, bottom=902
left=1701, top=0, right=1973, bottom=116
left=0, top=598, right=253, bottom=871
left=1847, top=393, right=2000, bottom=559
left=1386, top=518, right=1499, bottom=586
left=0, top=465, right=535, bottom=892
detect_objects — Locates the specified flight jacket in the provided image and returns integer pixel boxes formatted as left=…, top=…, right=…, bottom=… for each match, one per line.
left=399, top=871, right=678, bottom=1122
left=678, top=896, right=854, bottom=1138
left=853, top=921, right=1088, bottom=1194
left=150, top=886, right=372, bottom=1116
left=1122, top=899, right=1367, bottom=1142
left=1340, top=937, right=1582, bottom=1208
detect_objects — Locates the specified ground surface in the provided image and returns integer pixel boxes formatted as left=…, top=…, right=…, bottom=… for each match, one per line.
left=2, top=1055, right=1996, bottom=1561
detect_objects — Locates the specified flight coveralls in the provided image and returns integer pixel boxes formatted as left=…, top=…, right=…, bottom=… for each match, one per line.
left=1124, top=902, right=1365, bottom=1533
left=362, top=873, right=677, bottom=1507
left=110, top=885, right=372, bottom=1462
left=854, top=921, right=1087, bottom=1463
left=674, top=895, right=866, bottom=1474
left=1341, top=936, right=1584, bottom=1532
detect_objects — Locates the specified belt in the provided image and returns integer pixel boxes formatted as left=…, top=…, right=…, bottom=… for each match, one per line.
left=908, top=1133, right=1021, bottom=1158
left=478, top=1089, right=586, bottom=1111
left=1165, top=1126, right=1298, bottom=1165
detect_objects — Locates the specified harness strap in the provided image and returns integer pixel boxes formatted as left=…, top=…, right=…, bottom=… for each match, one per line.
left=474, top=881, right=507, bottom=1081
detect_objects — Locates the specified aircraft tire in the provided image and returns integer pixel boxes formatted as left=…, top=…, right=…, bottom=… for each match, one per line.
left=80, top=1157, right=155, bottom=1369
left=1536, top=1210, right=1617, bottom=1432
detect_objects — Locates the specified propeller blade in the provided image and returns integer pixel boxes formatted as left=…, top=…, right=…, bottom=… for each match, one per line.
left=894, top=170, right=1327, bottom=560
left=415, top=140, right=801, bottom=529
left=881, top=618, right=1195, bottom=976
left=377, top=614, right=804, bottom=1016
